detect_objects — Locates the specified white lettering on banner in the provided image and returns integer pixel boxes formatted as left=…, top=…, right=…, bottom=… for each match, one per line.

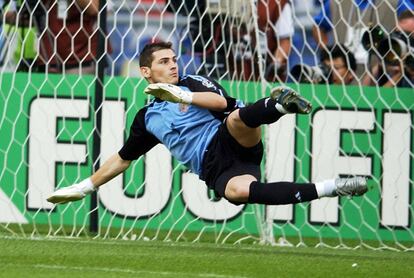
left=265, top=114, right=296, bottom=222
left=310, top=110, right=374, bottom=224
left=98, top=101, right=172, bottom=218
left=182, top=172, right=244, bottom=221
left=28, top=98, right=88, bottom=210
left=381, top=112, right=411, bottom=227
left=24, top=99, right=412, bottom=224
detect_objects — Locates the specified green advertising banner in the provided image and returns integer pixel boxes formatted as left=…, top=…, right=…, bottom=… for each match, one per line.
left=0, top=72, right=413, bottom=244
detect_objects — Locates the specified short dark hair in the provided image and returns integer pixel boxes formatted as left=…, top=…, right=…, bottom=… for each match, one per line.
left=139, top=41, right=174, bottom=67
left=320, top=44, right=357, bottom=71
left=398, top=10, right=414, bottom=21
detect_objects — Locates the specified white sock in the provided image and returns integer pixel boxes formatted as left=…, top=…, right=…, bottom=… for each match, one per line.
left=275, top=103, right=288, bottom=114
left=315, top=179, right=336, bottom=198
left=77, top=178, right=96, bottom=194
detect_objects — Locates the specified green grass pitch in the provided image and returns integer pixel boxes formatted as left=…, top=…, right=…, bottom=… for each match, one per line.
left=1, top=236, right=413, bottom=277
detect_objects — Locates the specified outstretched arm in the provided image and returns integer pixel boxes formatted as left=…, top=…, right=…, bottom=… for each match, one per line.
left=90, top=153, right=131, bottom=188
left=48, top=105, right=158, bottom=204
left=47, top=153, right=131, bottom=204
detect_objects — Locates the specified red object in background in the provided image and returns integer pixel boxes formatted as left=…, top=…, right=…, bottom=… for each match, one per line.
left=140, top=0, right=165, bottom=3
left=257, top=0, right=288, bottom=51
left=37, top=2, right=98, bottom=68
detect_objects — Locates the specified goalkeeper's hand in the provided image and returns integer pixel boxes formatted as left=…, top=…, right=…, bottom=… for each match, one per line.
left=144, top=83, right=193, bottom=104
left=46, top=178, right=95, bottom=204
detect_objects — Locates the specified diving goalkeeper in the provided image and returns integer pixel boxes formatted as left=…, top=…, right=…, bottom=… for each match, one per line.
left=47, top=41, right=367, bottom=206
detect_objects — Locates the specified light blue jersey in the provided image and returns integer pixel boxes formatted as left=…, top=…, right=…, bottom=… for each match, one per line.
left=118, top=75, right=242, bottom=175
left=145, top=95, right=221, bottom=175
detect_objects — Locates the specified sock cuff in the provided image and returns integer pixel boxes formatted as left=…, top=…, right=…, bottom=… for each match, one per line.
left=275, top=103, right=288, bottom=114
left=314, top=182, right=325, bottom=198
left=314, top=179, right=335, bottom=198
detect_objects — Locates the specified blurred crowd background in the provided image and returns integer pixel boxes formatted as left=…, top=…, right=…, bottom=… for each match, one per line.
left=0, top=0, right=413, bottom=88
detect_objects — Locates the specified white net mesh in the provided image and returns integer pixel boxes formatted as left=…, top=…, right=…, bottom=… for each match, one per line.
left=0, top=0, right=413, bottom=250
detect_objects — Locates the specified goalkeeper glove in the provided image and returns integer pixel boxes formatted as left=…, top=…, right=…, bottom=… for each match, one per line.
left=144, top=83, right=193, bottom=104
left=46, top=178, right=95, bottom=204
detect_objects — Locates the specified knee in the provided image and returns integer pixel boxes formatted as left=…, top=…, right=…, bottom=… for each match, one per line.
left=225, top=182, right=250, bottom=203
left=227, top=110, right=245, bottom=127
left=227, top=110, right=261, bottom=138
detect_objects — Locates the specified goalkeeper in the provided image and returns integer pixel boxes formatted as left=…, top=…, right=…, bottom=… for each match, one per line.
left=47, top=41, right=367, bottom=206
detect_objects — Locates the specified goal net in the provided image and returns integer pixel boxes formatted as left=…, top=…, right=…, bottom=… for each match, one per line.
left=0, top=0, right=413, bottom=250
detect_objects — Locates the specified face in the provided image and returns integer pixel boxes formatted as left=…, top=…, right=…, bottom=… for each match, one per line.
left=140, top=49, right=179, bottom=84
left=324, top=57, right=353, bottom=85
left=398, top=17, right=414, bottom=37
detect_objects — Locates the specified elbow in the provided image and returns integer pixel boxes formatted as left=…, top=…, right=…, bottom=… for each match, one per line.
left=217, top=97, right=228, bottom=111
left=116, top=154, right=131, bottom=170
left=120, top=158, right=131, bottom=170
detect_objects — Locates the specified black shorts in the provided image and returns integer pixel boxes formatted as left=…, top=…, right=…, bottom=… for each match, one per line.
left=200, top=123, right=263, bottom=199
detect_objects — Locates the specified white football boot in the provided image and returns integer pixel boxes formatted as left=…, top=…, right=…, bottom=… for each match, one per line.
left=332, top=177, right=368, bottom=197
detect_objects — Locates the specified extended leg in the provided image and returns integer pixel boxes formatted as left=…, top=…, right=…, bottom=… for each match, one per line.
left=224, top=175, right=367, bottom=205
left=224, top=175, right=317, bottom=204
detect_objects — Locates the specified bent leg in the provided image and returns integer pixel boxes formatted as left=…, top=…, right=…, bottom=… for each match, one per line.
left=226, top=110, right=262, bottom=148
left=227, top=87, right=313, bottom=148
left=227, top=92, right=295, bottom=147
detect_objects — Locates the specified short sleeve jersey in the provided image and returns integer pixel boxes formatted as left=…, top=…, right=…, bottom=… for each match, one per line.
left=118, top=75, right=240, bottom=175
